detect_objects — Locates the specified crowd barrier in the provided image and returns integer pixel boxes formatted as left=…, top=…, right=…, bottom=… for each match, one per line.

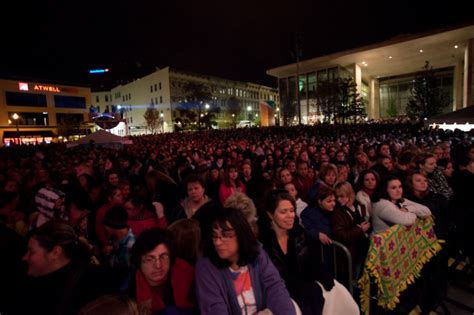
left=358, top=217, right=444, bottom=315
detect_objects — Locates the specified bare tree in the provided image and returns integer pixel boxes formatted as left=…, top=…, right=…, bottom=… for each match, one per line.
left=144, top=104, right=160, bottom=134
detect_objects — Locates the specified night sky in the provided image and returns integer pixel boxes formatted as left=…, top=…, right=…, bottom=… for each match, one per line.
left=1, top=0, right=472, bottom=89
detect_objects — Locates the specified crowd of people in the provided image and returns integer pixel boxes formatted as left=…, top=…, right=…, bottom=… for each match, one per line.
left=0, top=122, right=473, bottom=315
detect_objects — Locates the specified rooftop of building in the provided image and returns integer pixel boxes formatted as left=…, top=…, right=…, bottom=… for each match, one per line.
left=267, top=21, right=474, bottom=81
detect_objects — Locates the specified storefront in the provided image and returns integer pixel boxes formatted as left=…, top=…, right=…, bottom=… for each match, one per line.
left=2, top=130, right=56, bottom=146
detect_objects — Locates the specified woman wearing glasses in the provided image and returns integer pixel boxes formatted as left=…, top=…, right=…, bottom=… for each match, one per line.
left=195, top=207, right=296, bottom=315
left=125, top=228, right=196, bottom=315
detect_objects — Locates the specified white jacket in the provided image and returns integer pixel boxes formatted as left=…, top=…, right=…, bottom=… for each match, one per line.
left=371, top=198, right=431, bottom=234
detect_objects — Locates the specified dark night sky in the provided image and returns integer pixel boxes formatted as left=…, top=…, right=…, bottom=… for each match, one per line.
left=1, top=0, right=472, bottom=88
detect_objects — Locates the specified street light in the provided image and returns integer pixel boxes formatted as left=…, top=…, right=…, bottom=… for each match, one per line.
left=12, top=113, right=20, bottom=144
left=160, top=112, right=164, bottom=133
left=205, top=103, right=210, bottom=110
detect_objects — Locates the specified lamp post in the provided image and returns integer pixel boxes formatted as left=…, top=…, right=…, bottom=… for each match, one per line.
left=12, top=113, right=20, bottom=144
left=160, top=112, right=164, bottom=133
left=247, top=105, right=252, bottom=121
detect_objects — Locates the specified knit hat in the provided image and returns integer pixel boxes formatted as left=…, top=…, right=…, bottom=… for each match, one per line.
left=103, top=206, right=129, bottom=229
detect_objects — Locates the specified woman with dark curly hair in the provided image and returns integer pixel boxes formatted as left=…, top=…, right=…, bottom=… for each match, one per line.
left=195, top=207, right=295, bottom=315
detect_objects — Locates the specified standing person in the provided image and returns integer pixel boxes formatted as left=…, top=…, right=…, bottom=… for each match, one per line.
left=301, top=186, right=337, bottom=246
left=332, top=182, right=370, bottom=279
left=195, top=207, right=296, bottom=315
left=284, top=182, right=308, bottom=221
left=219, top=165, right=246, bottom=205
left=416, top=153, right=453, bottom=200
left=370, top=176, right=431, bottom=234
left=355, top=169, right=380, bottom=220
left=259, top=191, right=335, bottom=315
left=18, top=221, right=105, bottom=315
left=293, top=161, right=313, bottom=202
left=103, top=206, right=136, bottom=285
left=96, top=187, right=124, bottom=254
left=450, top=154, right=474, bottom=265
left=404, top=171, right=448, bottom=238
left=124, top=196, right=167, bottom=238
left=173, top=175, right=212, bottom=222
left=307, top=163, right=337, bottom=205
left=125, top=228, right=196, bottom=315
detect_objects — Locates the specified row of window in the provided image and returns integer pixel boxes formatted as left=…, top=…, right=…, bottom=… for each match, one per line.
left=151, top=96, right=163, bottom=105
left=95, top=95, right=111, bottom=103
left=150, top=82, right=162, bottom=92
left=8, top=112, right=85, bottom=126
left=5, top=92, right=86, bottom=109
left=123, top=93, right=132, bottom=102
left=170, top=80, right=276, bottom=100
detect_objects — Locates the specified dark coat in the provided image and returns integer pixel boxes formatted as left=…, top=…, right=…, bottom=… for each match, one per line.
left=331, top=203, right=369, bottom=264
left=259, top=224, right=334, bottom=315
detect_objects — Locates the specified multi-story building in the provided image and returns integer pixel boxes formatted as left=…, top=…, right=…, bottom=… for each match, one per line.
left=0, top=78, right=92, bottom=145
left=92, top=67, right=279, bottom=135
left=267, top=23, right=474, bottom=122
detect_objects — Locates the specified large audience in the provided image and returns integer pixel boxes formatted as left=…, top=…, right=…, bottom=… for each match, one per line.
left=0, top=122, right=473, bottom=315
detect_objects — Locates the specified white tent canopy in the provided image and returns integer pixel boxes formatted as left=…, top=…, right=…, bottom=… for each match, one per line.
left=66, top=130, right=133, bottom=148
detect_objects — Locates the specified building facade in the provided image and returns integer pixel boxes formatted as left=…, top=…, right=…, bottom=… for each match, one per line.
left=267, top=24, right=474, bottom=122
left=0, top=78, right=92, bottom=145
left=92, top=67, right=279, bottom=135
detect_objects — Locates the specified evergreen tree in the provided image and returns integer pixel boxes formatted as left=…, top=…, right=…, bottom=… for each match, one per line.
left=406, top=61, right=449, bottom=119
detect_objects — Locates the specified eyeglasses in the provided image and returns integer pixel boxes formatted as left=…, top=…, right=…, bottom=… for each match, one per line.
left=141, top=253, right=170, bottom=266
left=212, top=232, right=236, bottom=243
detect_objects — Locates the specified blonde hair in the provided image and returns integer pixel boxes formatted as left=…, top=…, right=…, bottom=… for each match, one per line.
left=224, top=192, right=258, bottom=236
left=334, top=182, right=355, bottom=205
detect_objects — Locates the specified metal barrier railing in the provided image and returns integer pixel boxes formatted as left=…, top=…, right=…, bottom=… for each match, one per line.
left=320, top=240, right=354, bottom=295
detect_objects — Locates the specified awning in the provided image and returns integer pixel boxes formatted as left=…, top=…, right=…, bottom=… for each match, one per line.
left=3, top=130, right=57, bottom=138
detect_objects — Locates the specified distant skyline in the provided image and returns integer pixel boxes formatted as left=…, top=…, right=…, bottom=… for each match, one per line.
left=1, top=0, right=472, bottom=88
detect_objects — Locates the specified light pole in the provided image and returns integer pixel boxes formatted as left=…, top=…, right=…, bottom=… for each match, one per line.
left=12, top=113, right=20, bottom=144
left=247, top=105, right=252, bottom=122
left=160, top=112, right=164, bottom=133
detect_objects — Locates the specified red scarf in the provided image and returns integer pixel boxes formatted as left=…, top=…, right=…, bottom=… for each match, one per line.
left=362, top=187, right=374, bottom=196
left=135, top=258, right=195, bottom=312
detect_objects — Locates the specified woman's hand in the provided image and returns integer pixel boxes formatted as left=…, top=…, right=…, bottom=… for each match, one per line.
left=319, top=232, right=332, bottom=245
left=358, top=221, right=371, bottom=232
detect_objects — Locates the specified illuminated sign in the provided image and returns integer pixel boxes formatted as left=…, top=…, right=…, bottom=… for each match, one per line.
left=33, top=85, right=61, bottom=93
left=19, top=82, right=29, bottom=91
left=89, top=68, right=109, bottom=74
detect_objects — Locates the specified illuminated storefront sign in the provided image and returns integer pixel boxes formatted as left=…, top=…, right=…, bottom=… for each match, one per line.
left=19, top=82, right=29, bottom=91
left=33, top=85, right=61, bottom=92
left=18, top=82, right=61, bottom=93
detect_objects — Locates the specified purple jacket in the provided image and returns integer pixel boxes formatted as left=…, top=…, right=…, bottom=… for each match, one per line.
left=195, top=246, right=296, bottom=315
